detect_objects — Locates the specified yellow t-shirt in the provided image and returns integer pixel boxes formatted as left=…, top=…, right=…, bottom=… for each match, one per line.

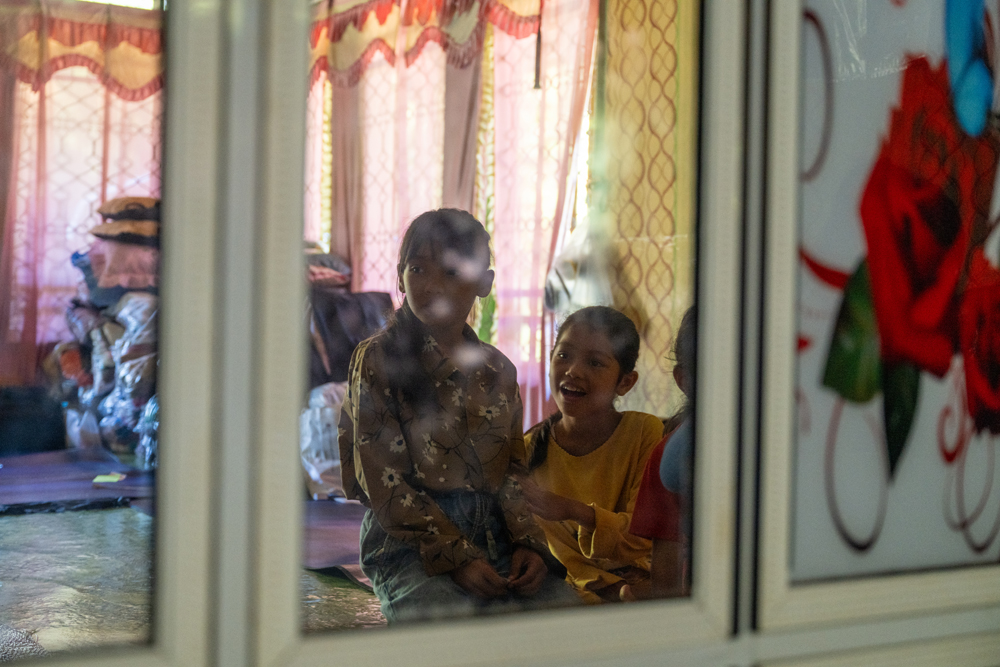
left=526, top=411, right=664, bottom=601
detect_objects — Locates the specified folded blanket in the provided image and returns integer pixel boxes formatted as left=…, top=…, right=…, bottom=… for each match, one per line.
left=88, top=238, right=159, bottom=290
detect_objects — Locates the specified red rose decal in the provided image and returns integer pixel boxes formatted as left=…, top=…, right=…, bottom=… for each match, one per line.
left=860, top=56, right=1000, bottom=377
left=959, top=251, right=1000, bottom=433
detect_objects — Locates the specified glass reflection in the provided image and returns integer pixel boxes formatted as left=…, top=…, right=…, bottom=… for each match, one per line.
left=301, top=0, right=696, bottom=631
left=0, top=0, right=162, bottom=658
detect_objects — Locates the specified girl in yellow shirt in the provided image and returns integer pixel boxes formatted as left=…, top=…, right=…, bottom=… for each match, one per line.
left=519, top=306, right=664, bottom=603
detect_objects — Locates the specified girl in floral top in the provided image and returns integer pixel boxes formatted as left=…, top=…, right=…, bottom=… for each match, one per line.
left=339, top=209, right=576, bottom=623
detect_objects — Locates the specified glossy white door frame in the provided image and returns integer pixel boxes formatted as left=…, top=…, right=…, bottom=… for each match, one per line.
left=213, top=0, right=268, bottom=663
left=249, top=1, right=742, bottom=665
left=41, top=0, right=224, bottom=664
left=757, top=0, right=1000, bottom=631
left=29, top=0, right=1000, bottom=664
left=232, top=0, right=1000, bottom=663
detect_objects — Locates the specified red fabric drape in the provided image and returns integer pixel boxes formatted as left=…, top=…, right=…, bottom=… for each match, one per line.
left=310, top=0, right=542, bottom=88
left=0, top=0, right=163, bottom=102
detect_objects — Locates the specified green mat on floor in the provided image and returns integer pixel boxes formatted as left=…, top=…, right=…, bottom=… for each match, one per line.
left=0, top=507, right=385, bottom=657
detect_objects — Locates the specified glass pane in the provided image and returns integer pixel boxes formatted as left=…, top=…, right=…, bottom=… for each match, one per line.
left=300, top=0, right=698, bottom=631
left=793, top=1, right=1000, bottom=581
left=0, top=0, right=163, bottom=658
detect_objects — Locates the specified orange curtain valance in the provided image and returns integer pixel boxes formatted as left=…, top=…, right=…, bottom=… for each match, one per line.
left=0, top=0, right=163, bottom=101
left=310, top=0, right=540, bottom=87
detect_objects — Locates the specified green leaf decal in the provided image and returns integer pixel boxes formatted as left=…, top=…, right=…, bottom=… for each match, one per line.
left=822, top=261, right=883, bottom=402
left=882, top=362, right=919, bottom=479
left=477, top=293, right=496, bottom=344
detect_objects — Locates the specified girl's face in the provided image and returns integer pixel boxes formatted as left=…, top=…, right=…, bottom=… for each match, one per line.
left=550, top=323, right=638, bottom=418
left=398, top=245, right=493, bottom=332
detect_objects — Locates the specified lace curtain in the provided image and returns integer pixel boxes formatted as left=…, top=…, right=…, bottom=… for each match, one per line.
left=0, top=1, right=163, bottom=385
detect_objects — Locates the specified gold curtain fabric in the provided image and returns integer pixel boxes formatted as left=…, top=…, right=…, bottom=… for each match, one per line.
left=310, top=0, right=540, bottom=87
left=0, top=0, right=163, bottom=101
left=593, top=0, right=698, bottom=417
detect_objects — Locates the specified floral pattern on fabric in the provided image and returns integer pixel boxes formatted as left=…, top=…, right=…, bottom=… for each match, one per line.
left=339, top=323, right=549, bottom=575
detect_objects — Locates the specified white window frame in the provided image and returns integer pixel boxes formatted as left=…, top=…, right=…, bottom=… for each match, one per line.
left=24, top=1, right=1000, bottom=664
left=757, top=0, right=1000, bottom=631
left=759, top=632, right=1000, bottom=667
left=37, top=0, right=223, bottom=665
left=247, top=2, right=743, bottom=665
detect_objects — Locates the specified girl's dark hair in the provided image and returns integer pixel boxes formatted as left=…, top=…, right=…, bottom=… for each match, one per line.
left=383, top=209, right=492, bottom=410
left=664, top=305, right=696, bottom=433
left=396, top=208, right=492, bottom=275
left=673, top=306, right=696, bottom=379
left=527, top=306, right=641, bottom=469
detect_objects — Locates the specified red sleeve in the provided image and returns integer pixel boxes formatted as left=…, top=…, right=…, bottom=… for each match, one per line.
left=628, top=438, right=683, bottom=542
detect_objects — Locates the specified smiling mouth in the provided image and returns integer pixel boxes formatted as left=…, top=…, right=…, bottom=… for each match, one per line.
left=559, top=385, right=586, bottom=399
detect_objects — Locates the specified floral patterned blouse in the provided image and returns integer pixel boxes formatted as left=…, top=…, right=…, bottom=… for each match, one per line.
left=339, top=322, right=550, bottom=576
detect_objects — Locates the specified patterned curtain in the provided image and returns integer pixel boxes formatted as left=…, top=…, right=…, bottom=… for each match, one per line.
left=590, top=0, right=697, bottom=417
left=0, top=1, right=163, bottom=385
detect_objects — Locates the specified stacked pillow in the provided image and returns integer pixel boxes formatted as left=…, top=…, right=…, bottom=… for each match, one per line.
left=76, top=197, right=161, bottom=307
left=60, top=197, right=162, bottom=454
left=89, top=196, right=160, bottom=247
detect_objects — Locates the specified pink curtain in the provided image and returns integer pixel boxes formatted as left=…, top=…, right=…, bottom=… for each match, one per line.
left=304, top=69, right=332, bottom=246
left=352, top=43, right=448, bottom=294
left=307, top=0, right=597, bottom=427
left=0, top=66, right=162, bottom=385
left=491, top=0, right=598, bottom=425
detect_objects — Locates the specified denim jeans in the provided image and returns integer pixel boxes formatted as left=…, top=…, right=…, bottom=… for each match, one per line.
left=359, top=490, right=578, bottom=623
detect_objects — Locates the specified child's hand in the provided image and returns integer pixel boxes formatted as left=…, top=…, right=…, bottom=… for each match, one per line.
left=517, top=476, right=569, bottom=520
left=449, top=559, right=509, bottom=599
left=507, top=547, right=548, bottom=596
left=517, top=476, right=596, bottom=528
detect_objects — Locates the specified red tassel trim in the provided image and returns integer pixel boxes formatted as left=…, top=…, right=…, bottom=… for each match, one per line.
left=311, top=0, right=398, bottom=47
left=402, top=0, right=478, bottom=28
left=312, top=38, right=396, bottom=89
left=310, top=0, right=539, bottom=85
left=44, top=16, right=162, bottom=54
left=2, top=14, right=162, bottom=55
left=404, top=20, right=488, bottom=68
left=0, top=52, right=162, bottom=101
left=483, top=0, right=540, bottom=39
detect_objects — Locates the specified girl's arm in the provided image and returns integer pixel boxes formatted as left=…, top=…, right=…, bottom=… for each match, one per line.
left=518, top=477, right=596, bottom=528
left=340, top=340, right=488, bottom=576
left=537, top=415, right=664, bottom=562
left=622, top=538, right=685, bottom=601
left=577, top=490, right=655, bottom=562
left=497, top=389, right=561, bottom=564
left=628, top=437, right=687, bottom=598
left=519, top=476, right=650, bottom=562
